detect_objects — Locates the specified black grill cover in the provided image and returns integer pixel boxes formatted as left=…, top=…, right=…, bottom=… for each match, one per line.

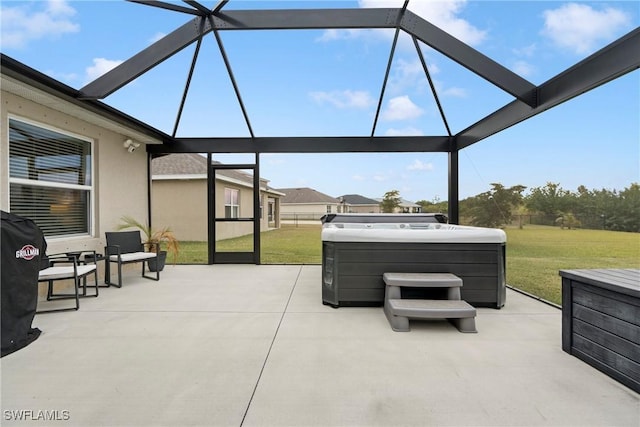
left=1, top=211, right=45, bottom=357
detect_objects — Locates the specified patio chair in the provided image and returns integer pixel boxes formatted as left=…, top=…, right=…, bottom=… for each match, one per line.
left=104, top=231, right=159, bottom=288
left=37, top=251, right=99, bottom=314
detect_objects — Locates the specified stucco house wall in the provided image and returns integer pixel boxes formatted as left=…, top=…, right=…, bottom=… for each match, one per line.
left=1, top=91, right=150, bottom=255
left=346, top=204, right=381, bottom=213
left=153, top=179, right=276, bottom=241
left=280, top=203, right=337, bottom=215
left=152, top=179, right=208, bottom=242
left=151, top=155, right=281, bottom=241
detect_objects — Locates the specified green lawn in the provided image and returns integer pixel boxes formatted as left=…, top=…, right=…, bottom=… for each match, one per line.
left=176, top=225, right=322, bottom=265
left=505, top=225, right=639, bottom=304
left=177, top=224, right=639, bottom=306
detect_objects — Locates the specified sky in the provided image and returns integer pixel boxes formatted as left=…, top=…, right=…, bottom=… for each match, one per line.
left=2, top=0, right=639, bottom=202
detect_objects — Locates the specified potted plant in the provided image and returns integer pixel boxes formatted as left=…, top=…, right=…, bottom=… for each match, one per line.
left=116, top=215, right=179, bottom=272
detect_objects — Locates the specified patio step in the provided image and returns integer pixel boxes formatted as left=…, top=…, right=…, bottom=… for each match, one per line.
left=383, top=272, right=477, bottom=333
left=385, top=299, right=477, bottom=333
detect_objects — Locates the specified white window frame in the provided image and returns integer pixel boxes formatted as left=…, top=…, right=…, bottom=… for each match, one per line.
left=225, top=187, right=240, bottom=219
left=7, top=115, right=95, bottom=239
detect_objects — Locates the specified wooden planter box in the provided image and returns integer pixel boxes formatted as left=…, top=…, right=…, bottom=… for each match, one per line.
left=560, top=269, right=640, bottom=393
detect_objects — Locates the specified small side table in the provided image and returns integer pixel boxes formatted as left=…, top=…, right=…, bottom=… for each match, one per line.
left=81, top=253, right=108, bottom=290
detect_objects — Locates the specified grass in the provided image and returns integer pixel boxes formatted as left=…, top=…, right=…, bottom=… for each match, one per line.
left=176, top=224, right=639, bottom=306
left=504, top=225, right=639, bottom=304
left=176, top=225, right=322, bottom=265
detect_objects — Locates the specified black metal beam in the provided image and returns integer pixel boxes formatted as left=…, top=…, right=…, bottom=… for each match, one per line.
left=81, top=7, right=536, bottom=104
left=147, top=136, right=452, bottom=154
left=212, top=0, right=228, bottom=14
left=371, top=27, right=402, bottom=137
left=414, top=36, right=452, bottom=136
left=448, top=151, right=459, bottom=224
left=1, top=54, right=171, bottom=143
left=183, top=1, right=210, bottom=15
left=457, top=27, right=640, bottom=150
left=400, top=10, right=537, bottom=107
left=127, top=0, right=200, bottom=16
left=210, top=19, right=254, bottom=137
left=371, top=1, right=409, bottom=137
left=173, top=33, right=203, bottom=137
left=79, top=16, right=208, bottom=98
left=78, top=9, right=402, bottom=100
left=209, top=8, right=400, bottom=30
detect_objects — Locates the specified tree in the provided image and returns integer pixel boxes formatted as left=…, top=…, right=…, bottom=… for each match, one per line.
left=525, top=182, right=572, bottom=219
left=466, top=183, right=526, bottom=228
left=608, top=183, right=640, bottom=232
left=415, top=197, right=448, bottom=215
left=380, top=190, right=401, bottom=213
left=555, top=213, right=581, bottom=229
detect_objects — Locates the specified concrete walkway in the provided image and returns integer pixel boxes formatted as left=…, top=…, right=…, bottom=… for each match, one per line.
left=2, top=265, right=638, bottom=426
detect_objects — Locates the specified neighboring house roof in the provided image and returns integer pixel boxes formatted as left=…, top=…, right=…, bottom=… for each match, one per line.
left=374, top=197, right=420, bottom=208
left=152, top=153, right=283, bottom=195
left=399, top=198, right=420, bottom=208
left=338, top=194, right=380, bottom=205
left=277, top=187, right=340, bottom=204
left=152, top=153, right=208, bottom=176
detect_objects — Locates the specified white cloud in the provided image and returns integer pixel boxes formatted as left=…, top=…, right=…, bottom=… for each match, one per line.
left=373, top=174, right=388, bottom=182
left=541, top=3, right=631, bottom=55
left=85, top=58, right=124, bottom=83
left=317, top=0, right=486, bottom=47
left=1, top=0, right=79, bottom=49
left=389, top=59, right=425, bottom=93
left=360, top=0, right=486, bottom=45
left=309, top=90, right=375, bottom=109
left=352, top=175, right=366, bottom=181
left=441, top=87, right=467, bottom=98
left=385, top=126, right=424, bottom=136
left=512, top=43, right=537, bottom=58
left=381, top=96, right=424, bottom=121
left=50, top=71, right=79, bottom=85
left=315, top=29, right=366, bottom=42
left=407, top=160, right=434, bottom=171
left=511, top=60, right=535, bottom=78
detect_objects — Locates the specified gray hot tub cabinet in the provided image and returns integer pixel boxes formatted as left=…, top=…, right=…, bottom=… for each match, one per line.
left=321, top=219, right=506, bottom=309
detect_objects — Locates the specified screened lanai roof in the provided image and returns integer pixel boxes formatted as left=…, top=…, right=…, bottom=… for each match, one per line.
left=68, top=0, right=639, bottom=155
left=1, top=1, right=638, bottom=222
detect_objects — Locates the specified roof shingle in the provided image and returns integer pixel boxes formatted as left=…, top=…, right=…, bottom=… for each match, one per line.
left=276, top=187, right=340, bottom=204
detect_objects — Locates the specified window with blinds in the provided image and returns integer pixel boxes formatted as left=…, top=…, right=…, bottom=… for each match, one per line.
left=9, top=118, right=93, bottom=237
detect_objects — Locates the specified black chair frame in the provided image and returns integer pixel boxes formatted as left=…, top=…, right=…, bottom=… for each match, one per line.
left=37, top=251, right=99, bottom=314
left=104, top=231, right=160, bottom=288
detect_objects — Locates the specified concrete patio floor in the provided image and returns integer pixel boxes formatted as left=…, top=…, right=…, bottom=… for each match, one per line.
left=2, top=264, right=638, bottom=426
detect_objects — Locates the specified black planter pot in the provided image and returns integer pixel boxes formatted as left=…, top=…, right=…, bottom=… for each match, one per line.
left=147, top=251, right=167, bottom=272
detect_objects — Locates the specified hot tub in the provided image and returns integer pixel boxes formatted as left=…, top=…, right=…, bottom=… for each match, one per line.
left=321, top=214, right=506, bottom=308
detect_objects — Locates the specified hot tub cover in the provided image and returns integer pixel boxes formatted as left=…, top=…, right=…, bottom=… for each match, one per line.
left=321, top=213, right=448, bottom=224
left=322, top=223, right=506, bottom=244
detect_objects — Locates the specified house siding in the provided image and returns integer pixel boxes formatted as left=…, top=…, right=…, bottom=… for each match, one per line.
left=152, top=177, right=273, bottom=241
left=1, top=90, right=149, bottom=255
left=346, top=204, right=381, bottom=214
